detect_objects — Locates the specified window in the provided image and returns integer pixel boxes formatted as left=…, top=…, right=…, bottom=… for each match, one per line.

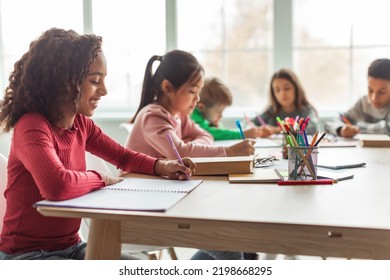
left=1, top=0, right=390, bottom=117
left=0, top=0, right=83, bottom=89
left=293, top=0, right=390, bottom=113
left=91, top=0, right=165, bottom=112
left=177, top=0, right=273, bottom=114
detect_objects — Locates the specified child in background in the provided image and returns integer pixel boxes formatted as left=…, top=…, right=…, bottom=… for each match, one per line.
left=125, top=50, right=255, bottom=260
left=0, top=28, right=195, bottom=260
left=191, top=77, right=273, bottom=140
left=326, top=58, right=390, bottom=137
left=253, top=68, right=318, bottom=135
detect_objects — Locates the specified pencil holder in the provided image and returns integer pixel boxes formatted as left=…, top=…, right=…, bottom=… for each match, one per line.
left=282, top=132, right=297, bottom=159
left=287, top=146, right=318, bottom=180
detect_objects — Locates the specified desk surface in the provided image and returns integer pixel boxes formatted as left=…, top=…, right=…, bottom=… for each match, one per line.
left=37, top=147, right=390, bottom=259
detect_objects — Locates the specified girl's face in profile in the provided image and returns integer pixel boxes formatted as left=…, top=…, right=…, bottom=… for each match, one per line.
left=166, top=74, right=204, bottom=116
left=77, top=51, right=108, bottom=117
left=368, top=77, right=390, bottom=109
left=272, top=78, right=296, bottom=110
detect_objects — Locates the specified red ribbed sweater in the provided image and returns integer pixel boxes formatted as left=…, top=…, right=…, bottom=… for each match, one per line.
left=0, top=113, right=157, bottom=254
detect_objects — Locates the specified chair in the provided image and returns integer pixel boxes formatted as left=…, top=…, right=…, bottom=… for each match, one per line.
left=119, top=122, right=133, bottom=135
left=0, top=153, right=8, bottom=233
left=82, top=152, right=178, bottom=260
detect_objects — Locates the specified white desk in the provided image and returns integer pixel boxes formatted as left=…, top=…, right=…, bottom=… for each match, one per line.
left=37, top=147, right=390, bottom=259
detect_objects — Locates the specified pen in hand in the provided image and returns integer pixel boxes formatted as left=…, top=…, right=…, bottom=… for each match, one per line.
left=235, top=120, right=245, bottom=139
left=166, top=133, right=190, bottom=179
left=339, top=112, right=351, bottom=125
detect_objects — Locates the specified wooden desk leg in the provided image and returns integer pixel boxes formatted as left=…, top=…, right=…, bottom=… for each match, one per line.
left=85, top=219, right=121, bottom=260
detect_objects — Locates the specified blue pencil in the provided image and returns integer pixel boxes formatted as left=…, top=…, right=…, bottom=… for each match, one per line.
left=235, top=120, right=245, bottom=139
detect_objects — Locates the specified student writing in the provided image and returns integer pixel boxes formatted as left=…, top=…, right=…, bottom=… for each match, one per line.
left=125, top=50, right=255, bottom=160
left=191, top=77, right=272, bottom=140
left=0, top=28, right=195, bottom=260
left=125, top=50, right=251, bottom=260
left=326, top=58, right=390, bottom=137
left=252, top=68, right=319, bottom=135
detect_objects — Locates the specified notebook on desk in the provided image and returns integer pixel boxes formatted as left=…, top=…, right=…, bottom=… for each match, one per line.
left=228, top=168, right=281, bottom=183
left=357, top=134, right=390, bottom=147
left=317, top=170, right=354, bottom=181
left=317, top=161, right=366, bottom=170
left=34, top=177, right=202, bottom=212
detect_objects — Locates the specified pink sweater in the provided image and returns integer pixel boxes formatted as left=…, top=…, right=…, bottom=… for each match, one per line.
left=125, top=104, right=227, bottom=159
left=0, top=113, right=157, bottom=254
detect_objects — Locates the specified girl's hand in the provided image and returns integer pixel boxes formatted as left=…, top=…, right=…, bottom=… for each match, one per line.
left=340, top=125, right=359, bottom=138
left=225, top=139, right=256, bottom=156
left=244, top=126, right=273, bottom=138
left=96, top=171, right=124, bottom=186
left=256, top=126, right=273, bottom=138
left=154, top=158, right=196, bottom=180
left=270, top=125, right=282, bottom=134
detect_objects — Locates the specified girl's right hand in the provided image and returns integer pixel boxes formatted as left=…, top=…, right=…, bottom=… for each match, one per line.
left=340, top=125, right=359, bottom=138
left=225, top=139, right=256, bottom=156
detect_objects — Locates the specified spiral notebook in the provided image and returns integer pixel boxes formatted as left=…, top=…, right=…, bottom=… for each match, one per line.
left=317, top=162, right=366, bottom=170
left=34, top=177, right=202, bottom=212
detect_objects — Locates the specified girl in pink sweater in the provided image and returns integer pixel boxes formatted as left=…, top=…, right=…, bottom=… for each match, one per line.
left=125, top=50, right=255, bottom=160
left=126, top=50, right=254, bottom=260
left=0, top=28, right=195, bottom=260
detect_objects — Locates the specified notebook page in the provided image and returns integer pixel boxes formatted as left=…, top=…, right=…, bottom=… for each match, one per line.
left=104, top=178, right=202, bottom=193
left=34, top=178, right=203, bottom=212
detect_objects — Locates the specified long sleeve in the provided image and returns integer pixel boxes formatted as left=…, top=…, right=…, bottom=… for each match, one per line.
left=253, top=107, right=274, bottom=126
left=14, top=114, right=104, bottom=201
left=1, top=113, right=159, bottom=255
left=326, top=96, right=390, bottom=136
left=126, top=104, right=226, bottom=159
left=191, top=108, right=242, bottom=140
left=253, top=105, right=319, bottom=135
left=344, top=97, right=390, bottom=135
left=83, top=117, right=156, bottom=175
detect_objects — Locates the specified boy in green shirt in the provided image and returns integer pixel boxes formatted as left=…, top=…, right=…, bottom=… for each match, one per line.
left=191, top=77, right=272, bottom=140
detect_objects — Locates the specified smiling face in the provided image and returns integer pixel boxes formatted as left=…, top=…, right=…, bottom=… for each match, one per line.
left=77, top=51, right=108, bottom=117
left=367, top=77, right=390, bottom=109
left=272, top=78, right=296, bottom=111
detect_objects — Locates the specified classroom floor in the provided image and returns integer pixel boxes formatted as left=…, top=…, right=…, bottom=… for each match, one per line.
left=133, top=247, right=350, bottom=260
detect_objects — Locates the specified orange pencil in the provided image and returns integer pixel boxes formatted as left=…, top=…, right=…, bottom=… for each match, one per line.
left=339, top=112, right=351, bottom=125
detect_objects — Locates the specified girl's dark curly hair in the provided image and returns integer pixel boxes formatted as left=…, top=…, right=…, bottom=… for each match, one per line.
left=0, top=27, right=102, bottom=132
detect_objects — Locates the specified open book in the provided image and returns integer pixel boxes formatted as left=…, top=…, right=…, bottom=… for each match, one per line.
left=357, top=134, right=390, bottom=147
left=192, top=156, right=254, bottom=175
left=34, top=177, right=202, bottom=212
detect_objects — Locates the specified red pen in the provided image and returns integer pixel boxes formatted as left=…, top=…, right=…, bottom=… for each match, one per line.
left=277, top=179, right=336, bottom=186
